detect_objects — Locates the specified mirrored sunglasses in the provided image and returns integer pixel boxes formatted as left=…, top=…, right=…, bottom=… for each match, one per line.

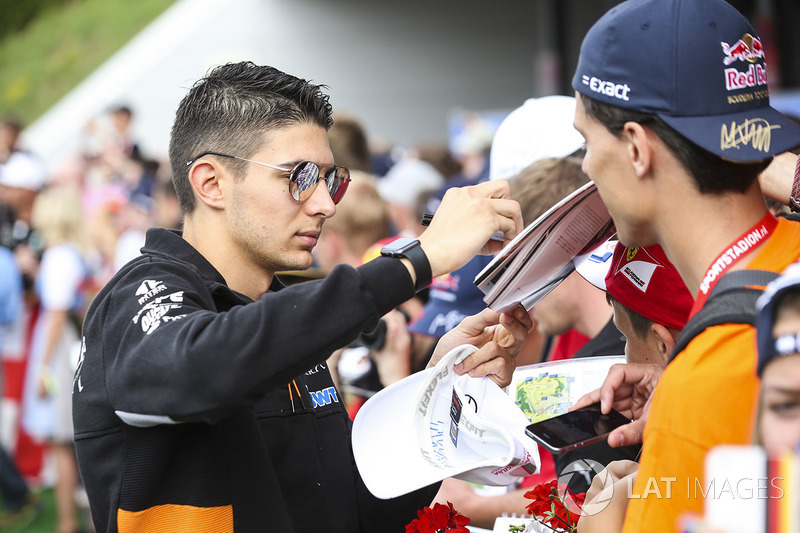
left=187, top=151, right=351, bottom=204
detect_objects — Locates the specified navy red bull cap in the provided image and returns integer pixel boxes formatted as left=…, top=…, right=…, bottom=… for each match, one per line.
left=408, top=256, right=491, bottom=339
left=572, top=0, right=800, bottom=162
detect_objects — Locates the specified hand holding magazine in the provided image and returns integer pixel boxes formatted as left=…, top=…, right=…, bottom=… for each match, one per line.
left=474, top=181, right=616, bottom=313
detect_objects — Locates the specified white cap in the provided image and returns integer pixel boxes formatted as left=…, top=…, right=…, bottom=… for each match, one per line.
left=574, top=237, right=618, bottom=291
left=352, top=344, right=540, bottom=499
left=0, top=152, right=47, bottom=191
left=377, top=158, right=444, bottom=207
left=489, top=96, right=584, bottom=181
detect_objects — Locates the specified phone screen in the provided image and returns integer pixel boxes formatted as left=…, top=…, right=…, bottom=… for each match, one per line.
left=524, top=403, right=631, bottom=454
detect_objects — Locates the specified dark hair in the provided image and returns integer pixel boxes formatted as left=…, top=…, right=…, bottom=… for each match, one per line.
left=580, top=95, right=770, bottom=194
left=607, top=293, right=654, bottom=340
left=169, top=61, right=333, bottom=213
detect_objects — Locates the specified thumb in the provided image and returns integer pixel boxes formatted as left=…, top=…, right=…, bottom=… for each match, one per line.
left=608, top=419, right=645, bottom=448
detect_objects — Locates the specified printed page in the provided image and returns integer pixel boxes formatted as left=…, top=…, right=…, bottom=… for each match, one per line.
left=511, top=355, right=625, bottom=424
left=479, top=185, right=615, bottom=313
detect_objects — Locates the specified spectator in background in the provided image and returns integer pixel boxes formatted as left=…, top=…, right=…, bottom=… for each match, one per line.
left=449, top=112, right=494, bottom=186
left=152, top=177, right=182, bottom=230
left=0, top=246, right=40, bottom=530
left=0, top=116, right=47, bottom=248
left=574, top=241, right=694, bottom=533
left=82, top=104, right=141, bottom=185
left=755, top=262, right=800, bottom=455
left=328, top=113, right=372, bottom=173
left=488, top=96, right=585, bottom=183
left=377, top=157, right=444, bottom=237
left=23, top=186, right=89, bottom=533
left=113, top=192, right=153, bottom=271
left=414, top=141, right=462, bottom=184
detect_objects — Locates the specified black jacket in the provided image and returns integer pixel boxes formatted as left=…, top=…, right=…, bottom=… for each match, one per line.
left=73, top=228, right=438, bottom=532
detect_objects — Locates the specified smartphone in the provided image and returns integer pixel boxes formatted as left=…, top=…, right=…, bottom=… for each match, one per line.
left=524, top=403, right=631, bottom=454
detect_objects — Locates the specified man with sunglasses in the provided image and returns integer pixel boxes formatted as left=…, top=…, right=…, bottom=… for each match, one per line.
left=72, top=61, right=530, bottom=533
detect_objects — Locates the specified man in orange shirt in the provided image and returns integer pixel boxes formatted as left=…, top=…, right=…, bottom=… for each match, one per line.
left=569, top=0, right=800, bottom=530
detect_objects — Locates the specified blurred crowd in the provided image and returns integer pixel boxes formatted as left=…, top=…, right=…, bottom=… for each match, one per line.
left=0, top=105, right=180, bottom=532
left=1, top=32, right=800, bottom=531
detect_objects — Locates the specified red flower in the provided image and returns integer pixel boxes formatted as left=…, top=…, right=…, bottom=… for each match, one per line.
left=406, top=501, right=471, bottom=533
left=522, top=480, right=585, bottom=532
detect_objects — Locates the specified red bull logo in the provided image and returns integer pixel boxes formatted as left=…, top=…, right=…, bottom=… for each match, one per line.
left=432, top=273, right=460, bottom=292
left=725, top=64, right=768, bottom=91
left=721, top=34, right=764, bottom=66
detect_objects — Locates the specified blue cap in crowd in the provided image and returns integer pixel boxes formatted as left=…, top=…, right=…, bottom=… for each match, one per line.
left=572, top=0, right=800, bottom=162
left=408, top=256, right=491, bottom=339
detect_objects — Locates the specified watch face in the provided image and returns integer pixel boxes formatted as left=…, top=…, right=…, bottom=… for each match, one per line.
left=382, top=237, right=418, bottom=255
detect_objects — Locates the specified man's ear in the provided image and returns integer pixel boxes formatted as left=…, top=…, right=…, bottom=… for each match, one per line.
left=188, top=159, right=225, bottom=210
left=622, top=121, right=654, bottom=179
left=648, top=322, right=675, bottom=368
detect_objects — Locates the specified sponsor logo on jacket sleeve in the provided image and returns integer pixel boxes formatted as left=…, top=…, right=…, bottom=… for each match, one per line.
left=131, top=281, right=187, bottom=335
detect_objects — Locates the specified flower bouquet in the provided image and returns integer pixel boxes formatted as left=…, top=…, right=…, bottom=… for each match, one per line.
left=406, top=501, right=470, bottom=533
left=512, top=479, right=585, bottom=533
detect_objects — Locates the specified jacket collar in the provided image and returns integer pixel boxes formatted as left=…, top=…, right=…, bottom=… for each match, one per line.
left=141, top=228, right=286, bottom=299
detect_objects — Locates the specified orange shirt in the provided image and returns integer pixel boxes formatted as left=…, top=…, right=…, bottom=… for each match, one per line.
left=622, top=217, right=800, bottom=532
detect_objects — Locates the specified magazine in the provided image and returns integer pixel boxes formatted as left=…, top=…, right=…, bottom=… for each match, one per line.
left=475, top=182, right=616, bottom=313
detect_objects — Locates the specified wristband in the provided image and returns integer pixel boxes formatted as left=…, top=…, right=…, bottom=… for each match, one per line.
left=790, top=154, right=800, bottom=213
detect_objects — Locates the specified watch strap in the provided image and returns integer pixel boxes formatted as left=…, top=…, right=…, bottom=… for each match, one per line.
left=381, top=239, right=432, bottom=293
left=400, top=241, right=432, bottom=293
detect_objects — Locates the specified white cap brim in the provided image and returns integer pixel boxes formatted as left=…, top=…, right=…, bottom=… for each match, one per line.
left=574, top=237, right=618, bottom=291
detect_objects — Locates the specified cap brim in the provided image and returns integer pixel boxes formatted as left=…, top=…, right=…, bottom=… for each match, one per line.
left=659, top=106, right=800, bottom=162
left=574, top=238, right=618, bottom=291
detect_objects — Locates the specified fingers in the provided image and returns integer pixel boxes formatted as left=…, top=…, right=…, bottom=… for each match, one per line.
left=418, top=181, right=523, bottom=276
left=570, top=388, right=602, bottom=412
left=495, top=306, right=533, bottom=353
left=499, top=305, right=533, bottom=341
left=607, top=418, right=646, bottom=448
left=604, top=460, right=639, bottom=480
left=454, top=308, right=502, bottom=338
left=468, top=178, right=512, bottom=199
left=597, top=364, right=632, bottom=413
left=489, top=197, right=525, bottom=243
left=454, top=341, right=516, bottom=388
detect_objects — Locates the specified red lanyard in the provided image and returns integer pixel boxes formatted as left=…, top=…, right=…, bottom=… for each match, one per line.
left=690, top=212, right=779, bottom=317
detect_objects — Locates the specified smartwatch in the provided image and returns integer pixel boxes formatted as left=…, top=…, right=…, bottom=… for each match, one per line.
left=380, top=237, right=432, bottom=293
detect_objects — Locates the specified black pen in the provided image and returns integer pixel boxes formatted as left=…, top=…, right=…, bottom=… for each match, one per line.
left=421, top=213, right=506, bottom=242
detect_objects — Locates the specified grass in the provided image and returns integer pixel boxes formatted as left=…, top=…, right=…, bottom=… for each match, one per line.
left=2, top=487, right=94, bottom=533
left=0, top=0, right=175, bottom=126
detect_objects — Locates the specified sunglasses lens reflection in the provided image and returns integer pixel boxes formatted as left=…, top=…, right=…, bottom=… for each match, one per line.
left=291, top=162, right=349, bottom=204
left=329, top=168, right=349, bottom=204
left=293, top=162, right=319, bottom=202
